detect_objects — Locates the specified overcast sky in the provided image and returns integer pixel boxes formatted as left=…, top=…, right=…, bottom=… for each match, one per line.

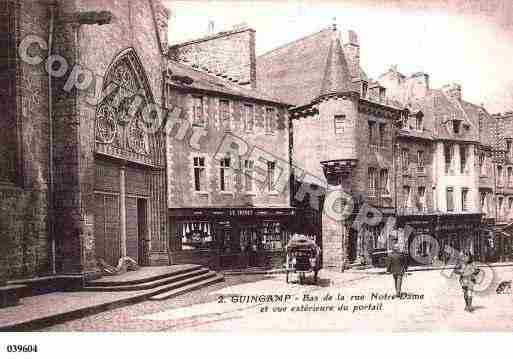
left=163, top=0, right=513, bottom=114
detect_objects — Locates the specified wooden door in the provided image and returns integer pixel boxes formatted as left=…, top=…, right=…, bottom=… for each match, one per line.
left=137, top=198, right=148, bottom=265
left=94, top=193, right=120, bottom=266
left=126, top=197, right=139, bottom=263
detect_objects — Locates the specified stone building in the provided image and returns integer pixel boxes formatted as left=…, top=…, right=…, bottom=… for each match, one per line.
left=380, top=68, right=496, bottom=262
left=0, top=0, right=170, bottom=284
left=257, top=26, right=404, bottom=270
left=256, top=25, right=493, bottom=270
left=491, top=111, right=513, bottom=261
left=165, top=26, right=294, bottom=270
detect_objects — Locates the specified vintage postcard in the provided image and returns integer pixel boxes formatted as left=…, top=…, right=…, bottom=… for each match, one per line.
left=1, top=0, right=513, bottom=342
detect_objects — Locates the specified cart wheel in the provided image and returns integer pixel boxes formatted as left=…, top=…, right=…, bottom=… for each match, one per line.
left=286, top=271, right=289, bottom=283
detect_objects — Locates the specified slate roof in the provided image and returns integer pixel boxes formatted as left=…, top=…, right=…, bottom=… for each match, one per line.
left=256, top=27, right=358, bottom=107
left=166, top=60, right=288, bottom=106
left=320, top=35, right=354, bottom=96
left=404, top=89, right=493, bottom=145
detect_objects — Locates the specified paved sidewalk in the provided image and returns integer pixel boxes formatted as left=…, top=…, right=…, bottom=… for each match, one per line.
left=0, top=287, right=160, bottom=331
left=0, top=264, right=218, bottom=331
left=347, top=261, right=513, bottom=275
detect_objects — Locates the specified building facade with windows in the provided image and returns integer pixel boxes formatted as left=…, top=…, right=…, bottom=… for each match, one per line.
left=490, top=111, right=513, bottom=261
left=380, top=68, right=496, bottom=262
left=165, top=27, right=293, bottom=270
left=256, top=25, right=498, bottom=270
left=257, top=26, right=406, bottom=270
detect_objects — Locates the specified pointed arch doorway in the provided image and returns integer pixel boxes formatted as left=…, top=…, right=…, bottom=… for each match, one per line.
left=93, top=48, right=159, bottom=267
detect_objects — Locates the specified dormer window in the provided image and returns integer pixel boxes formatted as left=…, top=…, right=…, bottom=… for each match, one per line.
left=379, top=87, right=386, bottom=102
left=453, top=119, right=461, bottom=134
left=361, top=81, right=368, bottom=99
left=415, top=113, right=423, bottom=131
left=401, top=112, right=409, bottom=130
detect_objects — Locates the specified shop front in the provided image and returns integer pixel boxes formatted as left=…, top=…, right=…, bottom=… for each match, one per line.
left=397, top=213, right=481, bottom=265
left=169, top=208, right=297, bottom=270
left=347, top=212, right=482, bottom=267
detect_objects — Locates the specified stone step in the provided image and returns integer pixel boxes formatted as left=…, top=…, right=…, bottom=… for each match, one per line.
left=87, top=264, right=203, bottom=287
left=144, top=271, right=219, bottom=298
left=149, top=273, right=224, bottom=301
left=84, top=268, right=210, bottom=292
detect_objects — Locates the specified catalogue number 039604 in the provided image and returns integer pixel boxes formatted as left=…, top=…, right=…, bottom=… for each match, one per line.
left=6, top=345, right=38, bottom=353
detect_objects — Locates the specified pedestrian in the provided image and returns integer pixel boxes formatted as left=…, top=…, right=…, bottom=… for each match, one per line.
left=385, top=244, right=409, bottom=297
left=454, top=251, right=480, bottom=312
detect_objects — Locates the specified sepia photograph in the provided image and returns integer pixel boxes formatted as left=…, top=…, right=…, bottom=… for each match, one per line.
left=1, top=0, right=513, bottom=349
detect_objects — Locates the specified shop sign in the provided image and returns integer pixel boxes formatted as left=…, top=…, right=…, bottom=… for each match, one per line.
left=229, top=209, right=255, bottom=217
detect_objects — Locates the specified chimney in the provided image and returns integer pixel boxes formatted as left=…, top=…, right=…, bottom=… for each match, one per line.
left=208, top=20, right=215, bottom=34
left=442, top=83, right=462, bottom=101
left=169, top=25, right=256, bottom=89
left=343, top=30, right=360, bottom=80
left=408, top=72, right=430, bottom=100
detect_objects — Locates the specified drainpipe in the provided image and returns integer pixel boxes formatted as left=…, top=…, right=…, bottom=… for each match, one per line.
left=48, top=3, right=57, bottom=275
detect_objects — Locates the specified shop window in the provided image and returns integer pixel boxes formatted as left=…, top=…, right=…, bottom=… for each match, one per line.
left=244, top=159, right=254, bottom=192
left=193, top=156, right=206, bottom=191
left=239, top=225, right=259, bottom=253
left=446, top=187, right=454, bottom=212
left=461, top=188, right=469, bottom=212
left=368, top=167, right=376, bottom=197
left=219, top=99, right=230, bottom=130
left=262, top=221, right=284, bottom=251
left=265, top=107, right=275, bottom=133
left=380, top=169, right=390, bottom=196
left=243, top=104, right=254, bottom=132
left=267, top=161, right=276, bottom=192
left=192, top=96, right=205, bottom=126
left=219, top=157, right=231, bottom=191
left=179, top=221, right=214, bottom=250
left=334, top=114, right=345, bottom=135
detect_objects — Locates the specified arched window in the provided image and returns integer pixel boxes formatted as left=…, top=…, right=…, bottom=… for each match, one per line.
left=95, top=49, right=156, bottom=159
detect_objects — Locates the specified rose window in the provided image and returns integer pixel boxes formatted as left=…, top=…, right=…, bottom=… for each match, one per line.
left=128, top=119, right=149, bottom=154
left=96, top=103, right=117, bottom=143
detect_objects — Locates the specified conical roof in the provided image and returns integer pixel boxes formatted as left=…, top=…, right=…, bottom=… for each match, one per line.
left=319, top=32, right=355, bottom=97
left=256, top=26, right=357, bottom=107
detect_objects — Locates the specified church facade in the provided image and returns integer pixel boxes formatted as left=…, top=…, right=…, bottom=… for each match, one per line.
left=0, top=0, right=170, bottom=284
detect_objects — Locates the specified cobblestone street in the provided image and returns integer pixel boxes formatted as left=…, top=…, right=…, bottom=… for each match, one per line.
left=45, top=266, right=513, bottom=332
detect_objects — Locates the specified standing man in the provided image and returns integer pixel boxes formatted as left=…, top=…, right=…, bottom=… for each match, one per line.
left=386, top=244, right=409, bottom=297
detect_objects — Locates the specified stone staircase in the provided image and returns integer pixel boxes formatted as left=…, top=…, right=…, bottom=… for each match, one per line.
left=84, top=264, right=224, bottom=300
